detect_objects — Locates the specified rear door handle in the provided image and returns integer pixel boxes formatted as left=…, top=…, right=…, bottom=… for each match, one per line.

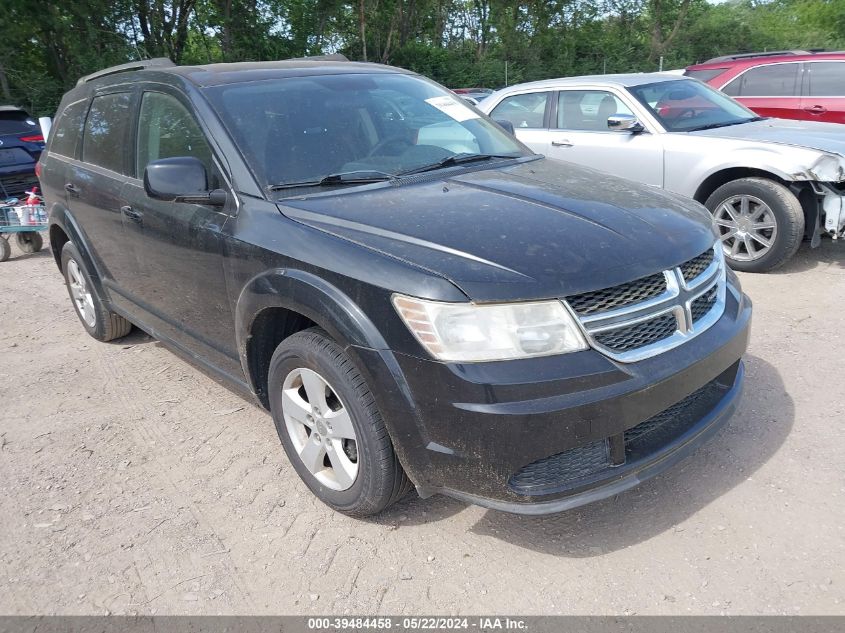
left=803, top=105, right=827, bottom=114
left=551, top=139, right=573, bottom=147
left=65, top=183, right=80, bottom=194
left=121, top=205, right=143, bottom=222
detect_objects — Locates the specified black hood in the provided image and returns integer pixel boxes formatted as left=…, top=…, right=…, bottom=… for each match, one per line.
left=279, top=158, right=715, bottom=302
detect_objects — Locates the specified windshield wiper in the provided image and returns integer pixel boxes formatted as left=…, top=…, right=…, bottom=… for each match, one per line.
left=688, top=117, right=765, bottom=132
left=396, top=153, right=519, bottom=176
left=268, top=169, right=396, bottom=191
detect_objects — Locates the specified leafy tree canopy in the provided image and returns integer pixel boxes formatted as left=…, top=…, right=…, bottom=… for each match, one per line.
left=1, top=0, right=843, bottom=114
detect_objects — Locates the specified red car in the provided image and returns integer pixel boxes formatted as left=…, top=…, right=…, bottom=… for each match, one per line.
left=685, top=50, right=845, bottom=124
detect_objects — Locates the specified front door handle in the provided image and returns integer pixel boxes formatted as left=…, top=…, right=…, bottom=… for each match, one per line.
left=551, top=139, right=574, bottom=147
left=65, top=183, right=80, bottom=194
left=121, top=205, right=143, bottom=223
left=803, top=104, right=827, bottom=115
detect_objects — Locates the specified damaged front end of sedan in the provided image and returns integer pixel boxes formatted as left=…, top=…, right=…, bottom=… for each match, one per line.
left=791, top=152, right=845, bottom=245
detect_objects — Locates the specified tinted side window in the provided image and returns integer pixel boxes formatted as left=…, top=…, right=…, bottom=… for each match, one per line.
left=724, top=64, right=799, bottom=97
left=136, top=92, right=213, bottom=177
left=49, top=100, right=88, bottom=157
left=82, top=93, right=131, bottom=172
left=556, top=90, right=633, bottom=131
left=808, top=62, right=845, bottom=97
left=490, top=92, right=549, bottom=128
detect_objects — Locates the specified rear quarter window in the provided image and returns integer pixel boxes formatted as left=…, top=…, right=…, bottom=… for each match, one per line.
left=49, top=99, right=88, bottom=158
left=490, top=92, right=550, bottom=129
left=807, top=62, right=845, bottom=96
left=82, top=93, right=132, bottom=173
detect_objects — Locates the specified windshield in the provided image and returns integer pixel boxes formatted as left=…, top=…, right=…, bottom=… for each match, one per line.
left=204, top=73, right=528, bottom=191
left=627, top=79, right=760, bottom=132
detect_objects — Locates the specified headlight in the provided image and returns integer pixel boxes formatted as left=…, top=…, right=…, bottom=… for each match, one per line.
left=392, top=294, right=588, bottom=362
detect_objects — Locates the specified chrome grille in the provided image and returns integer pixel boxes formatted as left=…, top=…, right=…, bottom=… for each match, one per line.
left=680, top=249, right=714, bottom=282
left=564, top=244, right=726, bottom=362
left=691, top=285, right=718, bottom=323
left=593, top=313, right=677, bottom=353
left=567, top=273, right=666, bottom=315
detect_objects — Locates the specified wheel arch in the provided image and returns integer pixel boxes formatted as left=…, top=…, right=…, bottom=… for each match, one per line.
left=47, top=208, right=107, bottom=296
left=693, top=167, right=790, bottom=206
left=235, top=269, right=389, bottom=408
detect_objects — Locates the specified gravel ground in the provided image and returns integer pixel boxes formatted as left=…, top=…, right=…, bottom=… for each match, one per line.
left=0, top=237, right=842, bottom=616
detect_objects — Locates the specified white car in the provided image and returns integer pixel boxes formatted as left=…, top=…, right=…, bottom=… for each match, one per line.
left=480, top=73, right=845, bottom=272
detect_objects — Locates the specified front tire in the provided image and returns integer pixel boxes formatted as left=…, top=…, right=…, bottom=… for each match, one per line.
left=268, top=328, right=412, bottom=517
left=705, top=177, right=804, bottom=273
left=61, top=242, right=132, bottom=341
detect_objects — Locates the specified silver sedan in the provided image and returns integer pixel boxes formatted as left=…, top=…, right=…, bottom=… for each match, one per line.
left=480, top=73, right=845, bottom=272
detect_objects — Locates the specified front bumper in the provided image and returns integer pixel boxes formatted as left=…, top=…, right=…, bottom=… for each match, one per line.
left=352, top=279, right=751, bottom=515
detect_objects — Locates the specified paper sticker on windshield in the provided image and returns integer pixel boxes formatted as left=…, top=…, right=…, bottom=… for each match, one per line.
left=425, top=96, right=480, bottom=122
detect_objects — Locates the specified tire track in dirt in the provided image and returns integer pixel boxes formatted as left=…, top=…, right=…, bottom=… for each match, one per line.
left=87, top=337, right=264, bottom=611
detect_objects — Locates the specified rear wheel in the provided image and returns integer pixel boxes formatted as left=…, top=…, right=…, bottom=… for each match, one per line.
left=0, top=237, right=10, bottom=262
left=16, top=231, right=43, bottom=253
left=705, top=177, right=804, bottom=273
left=61, top=242, right=132, bottom=341
left=268, top=328, right=412, bottom=516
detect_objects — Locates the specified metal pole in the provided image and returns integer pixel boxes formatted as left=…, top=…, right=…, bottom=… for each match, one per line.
left=505, top=60, right=508, bottom=87
left=659, top=56, right=664, bottom=72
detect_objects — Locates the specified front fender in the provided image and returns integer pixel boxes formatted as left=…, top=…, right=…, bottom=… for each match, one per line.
left=234, top=268, right=389, bottom=389
left=233, top=269, right=433, bottom=485
left=666, top=137, right=836, bottom=197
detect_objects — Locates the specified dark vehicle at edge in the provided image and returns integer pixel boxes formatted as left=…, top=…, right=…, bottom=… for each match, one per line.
left=0, top=106, right=44, bottom=199
left=39, top=58, right=752, bottom=516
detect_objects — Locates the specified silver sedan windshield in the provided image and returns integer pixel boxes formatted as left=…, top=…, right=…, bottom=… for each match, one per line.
left=627, top=80, right=760, bottom=132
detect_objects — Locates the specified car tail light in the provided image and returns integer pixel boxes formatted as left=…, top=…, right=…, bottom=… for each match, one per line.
left=35, top=162, right=42, bottom=178
left=20, top=134, right=44, bottom=143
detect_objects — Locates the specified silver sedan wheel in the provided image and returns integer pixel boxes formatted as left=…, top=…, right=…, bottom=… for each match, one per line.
left=281, top=367, right=359, bottom=491
left=67, top=259, right=96, bottom=328
left=713, top=194, right=778, bottom=262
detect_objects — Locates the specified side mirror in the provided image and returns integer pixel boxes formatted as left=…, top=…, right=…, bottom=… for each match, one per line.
left=143, top=156, right=226, bottom=206
left=494, top=119, right=516, bottom=136
left=607, top=114, right=644, bottom=133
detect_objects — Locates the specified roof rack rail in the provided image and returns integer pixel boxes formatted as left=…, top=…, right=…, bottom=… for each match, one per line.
left=286, top=54, right=349, bottom=62
left=703, top=50, right=820, bottom=64
left=76, top=58, right=176, bottom=86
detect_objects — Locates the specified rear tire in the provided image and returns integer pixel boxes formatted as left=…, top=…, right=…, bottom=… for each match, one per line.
left=705, top=177, right=804, bottom=273
left=61, top=242, right=132, bottom=342
left=268, top=327, right=412, bottom=517
left=0, top=238, right=10, bottom=262
left=16, top=231, right=43, bottom=253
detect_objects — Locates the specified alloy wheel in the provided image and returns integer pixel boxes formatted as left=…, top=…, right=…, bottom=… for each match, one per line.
left=712, top=194, right=778, bottom=262
left=281, top=367, right=359, bottom=491
left=67, top=259, right=96, bottom=328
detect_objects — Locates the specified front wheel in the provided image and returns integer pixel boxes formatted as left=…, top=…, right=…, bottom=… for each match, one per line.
left=268, top=328, right=412, bottom=517
left=705, top=177, right=804, bottom=273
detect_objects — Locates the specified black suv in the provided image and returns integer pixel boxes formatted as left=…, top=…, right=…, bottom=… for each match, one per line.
left=40, top=57, right=751, bottom=516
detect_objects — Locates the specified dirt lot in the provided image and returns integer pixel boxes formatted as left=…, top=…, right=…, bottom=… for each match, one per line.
left=0, top=237, right=843, bottom=616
